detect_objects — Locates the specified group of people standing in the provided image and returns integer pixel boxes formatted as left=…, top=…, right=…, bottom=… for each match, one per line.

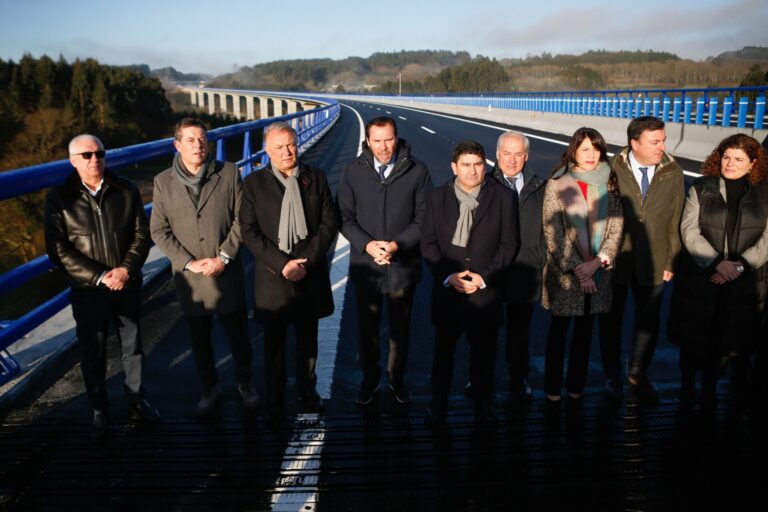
left=44, top=112, right=768, bottom=441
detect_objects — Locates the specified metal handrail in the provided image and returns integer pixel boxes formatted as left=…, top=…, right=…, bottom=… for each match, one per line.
left=352, top=86, right=768, bottom=129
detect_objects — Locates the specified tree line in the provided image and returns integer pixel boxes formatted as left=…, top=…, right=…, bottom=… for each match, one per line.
left=0, top=55, right=232, bottom=279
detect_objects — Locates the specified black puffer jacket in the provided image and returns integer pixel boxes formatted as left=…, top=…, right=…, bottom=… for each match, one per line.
left=44, top=170, right=150, bottom=288
left=337, top=138, right=432, bottom=293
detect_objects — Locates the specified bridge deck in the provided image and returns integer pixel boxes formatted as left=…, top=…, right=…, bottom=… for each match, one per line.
left=2, top=101, right=766, bottom=511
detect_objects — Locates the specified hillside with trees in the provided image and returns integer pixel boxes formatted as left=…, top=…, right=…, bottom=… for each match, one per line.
left=204, top=47, right=768, bottom=94
left=0, top=55, right=231, bottom=282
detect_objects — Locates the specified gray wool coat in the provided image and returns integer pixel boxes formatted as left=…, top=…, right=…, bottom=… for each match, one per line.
left=150, top=160, right=247, bottom=316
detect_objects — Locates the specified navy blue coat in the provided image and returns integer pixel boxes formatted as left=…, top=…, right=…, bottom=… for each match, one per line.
left=337, top=139, right=432, bottom=293
left=421, top=177, right=519, bottom=328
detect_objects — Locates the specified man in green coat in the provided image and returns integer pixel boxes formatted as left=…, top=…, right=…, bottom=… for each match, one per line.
left=599, top=116, right=684, bottom=404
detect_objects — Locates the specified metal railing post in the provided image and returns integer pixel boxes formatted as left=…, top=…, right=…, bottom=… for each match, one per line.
left=737, top=97, right=748, bottom=128
left=755, top=95, right=766, bottom=129
left=708, top=97, right=719, bottom=126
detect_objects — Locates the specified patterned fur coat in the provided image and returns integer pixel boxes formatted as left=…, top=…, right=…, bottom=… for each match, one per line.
left=541, top=166, right=624, bottom=316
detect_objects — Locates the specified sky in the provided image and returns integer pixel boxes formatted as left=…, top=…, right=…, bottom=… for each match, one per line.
left=1, top=0, right=766, bottom=76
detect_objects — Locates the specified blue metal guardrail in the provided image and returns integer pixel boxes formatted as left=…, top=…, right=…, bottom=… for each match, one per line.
left=0, top=97, right=340, bottom=385
left=363, top=87, right=768, bottom=129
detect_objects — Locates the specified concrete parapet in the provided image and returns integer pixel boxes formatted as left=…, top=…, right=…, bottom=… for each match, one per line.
left=352, top=97, right=768, bottom=162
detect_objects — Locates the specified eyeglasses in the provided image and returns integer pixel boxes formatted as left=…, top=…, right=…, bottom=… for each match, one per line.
left=73, top=150, right=106, bottom=160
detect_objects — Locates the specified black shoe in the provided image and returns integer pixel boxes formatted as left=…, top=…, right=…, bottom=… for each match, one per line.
left=265, top=404, right=287, bottom=428
left=128, top=397, right=161, bottom=425
left=299, top=390, right=324, bottom=414
left=90, top=411, right=108, bottom=444
left=424, top=399, right=448, bottom=426
left=510, top=378, right=533, bottom=401
left=238, top=384, right=261, bottom=411
left=463, top=382, right=474, bottom=399
left=196, top=386, right=222, bottom=417
left=473, top=397, right=497, bottom=425
left=628, top=374, right=660, bottom=405
left=389, top=383, right=412, bottom=404
left=355, top=385, right=380, bottom=406
left=604, top=377, right=624, bottom=401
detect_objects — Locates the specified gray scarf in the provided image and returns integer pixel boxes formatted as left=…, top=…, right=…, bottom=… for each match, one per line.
left=173, top=153, right=212, bottom=205
left=451, top=180, right=483, bottom=247
left=271, top=165, right=308, bottom=254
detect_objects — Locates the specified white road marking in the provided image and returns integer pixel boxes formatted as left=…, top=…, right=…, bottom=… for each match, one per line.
left=485, top=159, right=495, bottom=167
left=372, top=102, right=699, bottom=177
left=420, top=126, right=436, bottom=134
left=269, top=102, right=365, bottom=512
left=398, top=116, right=407, bottom=121
left=385, top=110, right=391, bottom=114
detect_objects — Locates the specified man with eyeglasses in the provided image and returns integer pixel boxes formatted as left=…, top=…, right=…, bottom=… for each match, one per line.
left=45, top=134, right=160, bottom=444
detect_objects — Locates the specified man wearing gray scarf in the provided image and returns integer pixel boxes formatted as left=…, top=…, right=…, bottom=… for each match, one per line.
left=240, top=122, right=340, bottom=425
left=151, top=118, right=258, bottom=417
left=421, top=140, right=519, bottom=426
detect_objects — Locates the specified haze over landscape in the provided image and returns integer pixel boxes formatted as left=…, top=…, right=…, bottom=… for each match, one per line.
left=1, top=0, right=766, bottom=75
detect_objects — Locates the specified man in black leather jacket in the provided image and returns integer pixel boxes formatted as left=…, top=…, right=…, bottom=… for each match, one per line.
left=44, top=134, right=159, bottom=443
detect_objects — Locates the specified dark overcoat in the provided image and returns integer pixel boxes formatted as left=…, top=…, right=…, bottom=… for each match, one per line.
left=421, top=178, right=519, bottom=328
left=239, top=163, right=340, bottom=322
left=491, top=165, right=547, bottom=304
left=337, top=139, right=432, bottom=293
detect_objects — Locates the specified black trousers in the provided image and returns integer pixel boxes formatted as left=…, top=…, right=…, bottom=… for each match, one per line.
left=505, top=301, right=534, bottom=382
left=261, top=317, right=318, bottom=408
left=355, top=284, right=415, bottom=390
left=431, top=322, right=498, bottom=405
left=544, top=296, right=593, bottom=397
left=70, top=286, right=144, bottom=413
left=599, top=281, right=664, bottom=379
left=185, top=310, right=252, bottom=392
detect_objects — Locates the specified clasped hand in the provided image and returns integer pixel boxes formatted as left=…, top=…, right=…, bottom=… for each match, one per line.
left=102, top=266, right=129, bottom=291
left=712, top=260, right=741, bottom=285
left=187, top=257, right=226, bottom=277
left=574, top=258, right=600, bottom=294
left=366, top=240, right=398, bottom=266
left=448, top=270, right=483, bottom=295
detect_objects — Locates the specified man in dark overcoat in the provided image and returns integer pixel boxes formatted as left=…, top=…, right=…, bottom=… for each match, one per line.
left=151, top=118, right=258, bottom=416
left=337, top=116, right=432, bottom=406
left=239, top=122, right=340, bottom=421
left=489, top=130, right=546, bottom=401
left=421, top=140, right=519, bottom=425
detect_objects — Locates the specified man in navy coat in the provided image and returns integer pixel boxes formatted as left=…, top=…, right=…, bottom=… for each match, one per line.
left=421, top=140, right=519, bottom=425
left=337, top=116, right=432, bottom=406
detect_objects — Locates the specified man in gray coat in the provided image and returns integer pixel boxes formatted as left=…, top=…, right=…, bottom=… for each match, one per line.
left=151, top=118, right=258, bottom=416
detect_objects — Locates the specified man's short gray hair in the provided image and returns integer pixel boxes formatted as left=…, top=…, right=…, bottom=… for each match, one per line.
left=264, top=122, right=297, bottom=142
left=496, top=130, right=529, bottom=153
left=68, top=134, right=104, bottom=155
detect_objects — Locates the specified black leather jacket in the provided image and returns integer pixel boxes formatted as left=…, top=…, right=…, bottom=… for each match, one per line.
left=44, top=170, right=150, bottom=289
